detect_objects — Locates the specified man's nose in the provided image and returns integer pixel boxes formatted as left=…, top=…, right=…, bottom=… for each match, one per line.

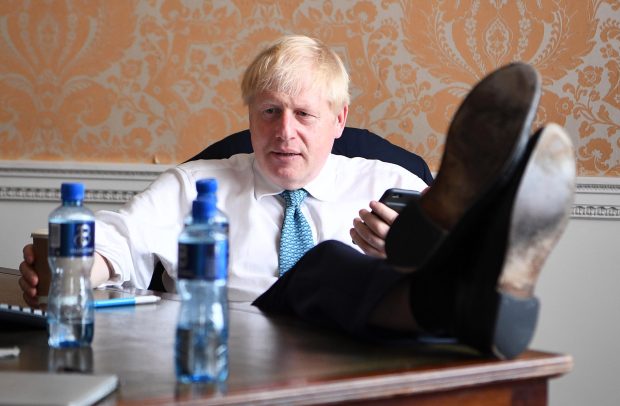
left=276, top=111, right=296, bottom=140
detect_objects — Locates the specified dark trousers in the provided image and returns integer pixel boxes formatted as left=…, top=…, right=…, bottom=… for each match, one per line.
left=252, top=241, right=408, bottom=339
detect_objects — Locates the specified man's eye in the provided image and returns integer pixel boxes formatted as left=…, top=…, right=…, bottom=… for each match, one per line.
left=297, top=111, right=315, bottom=118
left=262, top=108, right=281, bottom=118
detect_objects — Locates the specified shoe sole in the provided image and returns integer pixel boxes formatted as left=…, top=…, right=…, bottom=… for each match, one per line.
left=454, top=124, right=575, bottom=359
left=423, top=62, right=541, bottom=229
left=491, top=123, right=576, bottom=359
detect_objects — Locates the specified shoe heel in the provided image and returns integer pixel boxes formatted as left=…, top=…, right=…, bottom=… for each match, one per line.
left=492, top=292, right=540, bottom=359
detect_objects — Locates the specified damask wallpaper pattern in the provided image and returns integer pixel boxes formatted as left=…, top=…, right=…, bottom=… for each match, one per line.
left=0, top=0, right=618, bottom=176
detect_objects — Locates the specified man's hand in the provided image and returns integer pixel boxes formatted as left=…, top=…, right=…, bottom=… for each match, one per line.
left=18, top=244, right=40, bottom=307
left=19, top=244, right=114, bottom=308
left=350, top=201, right=399, bottom=258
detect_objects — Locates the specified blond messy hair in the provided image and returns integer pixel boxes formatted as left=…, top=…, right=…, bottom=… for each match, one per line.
left=241, top=35, right=350, bottom=114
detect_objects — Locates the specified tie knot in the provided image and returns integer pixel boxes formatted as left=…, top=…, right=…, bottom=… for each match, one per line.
left=281, top=189, right=308, bottom=208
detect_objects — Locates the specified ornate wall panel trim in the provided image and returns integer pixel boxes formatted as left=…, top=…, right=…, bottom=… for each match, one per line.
left=0, top=161, right=167, bottom=180
left=571, top=177, right=620, bottom=220
left=0, top=187, right=138, bottom=204
left=1, top=163, right=619, bottom=219
left=0, top=161, right=170, bottom=204
left=572, top=205, right=620, bottom=219
left=576, top=183, right=620, bottom=195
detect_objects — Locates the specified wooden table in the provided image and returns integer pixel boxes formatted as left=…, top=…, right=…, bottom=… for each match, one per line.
left=0, top=268, right=572, bottom=405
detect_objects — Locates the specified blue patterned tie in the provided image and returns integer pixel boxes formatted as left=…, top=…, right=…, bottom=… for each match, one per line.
left=278, top=189, right=314, bottom=276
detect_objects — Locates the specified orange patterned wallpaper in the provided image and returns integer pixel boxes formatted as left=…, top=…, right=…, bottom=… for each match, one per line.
left=0, top=0, right=619, bottom=176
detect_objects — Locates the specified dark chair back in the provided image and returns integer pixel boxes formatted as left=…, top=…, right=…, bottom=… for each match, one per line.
left=187, top=127, right=433, bottom=184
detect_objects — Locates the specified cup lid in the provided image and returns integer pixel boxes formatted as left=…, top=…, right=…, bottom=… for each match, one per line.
left=31, top=228, right=48, bottom=238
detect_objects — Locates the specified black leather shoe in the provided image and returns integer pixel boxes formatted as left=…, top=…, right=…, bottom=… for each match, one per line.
left=409, top=124, right=575, bottom=359
left=387, top=62, right=541, bottom=267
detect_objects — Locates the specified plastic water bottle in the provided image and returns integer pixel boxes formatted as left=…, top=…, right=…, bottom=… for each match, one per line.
left=175, top=179, right=229, bottom=383
left=183, top=179, right=230, bottom=232
left=47, top=183, right=95, bottom=348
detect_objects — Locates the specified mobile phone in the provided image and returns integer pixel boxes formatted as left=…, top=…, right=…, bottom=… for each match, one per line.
left=378, top=188, right=421, bottom=213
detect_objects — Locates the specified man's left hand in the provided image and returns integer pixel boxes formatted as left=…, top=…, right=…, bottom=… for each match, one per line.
left=350, top=201, right=399, bottom=258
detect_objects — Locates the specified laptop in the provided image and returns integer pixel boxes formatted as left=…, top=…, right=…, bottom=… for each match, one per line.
left=0, top=371, right=118, bottom=406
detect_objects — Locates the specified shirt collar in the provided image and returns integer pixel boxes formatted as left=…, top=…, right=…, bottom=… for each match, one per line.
left=252, top=154, right=339, bottom=202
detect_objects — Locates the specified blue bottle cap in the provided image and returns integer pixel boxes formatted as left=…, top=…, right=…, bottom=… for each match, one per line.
left=60, top=183, right=85, bottom=201
left=196, top=178, right=218, bottom=196
left=192, top=198, right=216, bottom=222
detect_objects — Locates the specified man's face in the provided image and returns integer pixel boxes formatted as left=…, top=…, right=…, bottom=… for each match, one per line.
left=249, top=84, right=347, bottom=190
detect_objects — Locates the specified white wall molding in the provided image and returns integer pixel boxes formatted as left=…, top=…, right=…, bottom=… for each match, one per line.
left=0, top=160, right=168, bottom=179
left=0, top=186, right=138, bottom=204
left=1, top=165, right=618, bottom=219
left=576, top=183, right=620, bottom=194
left=572, top=176, right=620, bottom=220
left=0, top=160, right=172, bottom=269
left=0, top=165, right=164, bottom=180
left=574, top=177, right=620, bottom=195
left=572, top=205, right=620, bottom=220
left=0, top=160, right=172, bottom=204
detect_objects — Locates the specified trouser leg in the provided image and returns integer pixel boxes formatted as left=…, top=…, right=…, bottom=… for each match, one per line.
left=253, top=240, right=407, bottom=338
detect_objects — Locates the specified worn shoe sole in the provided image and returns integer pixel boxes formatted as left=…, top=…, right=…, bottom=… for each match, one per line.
left=457, top=123, right=576, bottom=359
left=387, top=62, right=541, bottom=267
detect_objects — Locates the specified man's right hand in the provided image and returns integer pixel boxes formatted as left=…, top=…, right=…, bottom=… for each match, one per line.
left=19, top=245, right=115, bottom=308
left=350, top=201, right=399, bottom=258
left=18, top=243, right=40, bottom=307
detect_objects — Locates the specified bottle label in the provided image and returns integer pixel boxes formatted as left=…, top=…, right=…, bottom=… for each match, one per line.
left=178, top=240, right=228, bottom=280
left=49, top=221, right=95, bottom=257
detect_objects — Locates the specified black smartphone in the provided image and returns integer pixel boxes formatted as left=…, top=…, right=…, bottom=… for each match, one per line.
left=378, top=188, right=421, bottom=213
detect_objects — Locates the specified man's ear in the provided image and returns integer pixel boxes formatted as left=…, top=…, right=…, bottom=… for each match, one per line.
left=334, top=104, right=348, bottom=139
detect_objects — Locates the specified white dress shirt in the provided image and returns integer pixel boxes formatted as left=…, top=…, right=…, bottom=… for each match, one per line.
left=95, top=153, right=427, bottom=302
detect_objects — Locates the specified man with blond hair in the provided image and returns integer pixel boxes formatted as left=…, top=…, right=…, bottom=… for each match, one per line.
left=19, top=34, right=576, bottom=360
left=19, top=35, right=427, bottom=303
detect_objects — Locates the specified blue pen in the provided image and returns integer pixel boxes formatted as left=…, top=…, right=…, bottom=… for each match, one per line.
left=94, top=295, right=161, bottom=309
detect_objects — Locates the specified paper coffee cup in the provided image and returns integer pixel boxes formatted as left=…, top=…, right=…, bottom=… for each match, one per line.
left=31, top=228, right=51, bottom=304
